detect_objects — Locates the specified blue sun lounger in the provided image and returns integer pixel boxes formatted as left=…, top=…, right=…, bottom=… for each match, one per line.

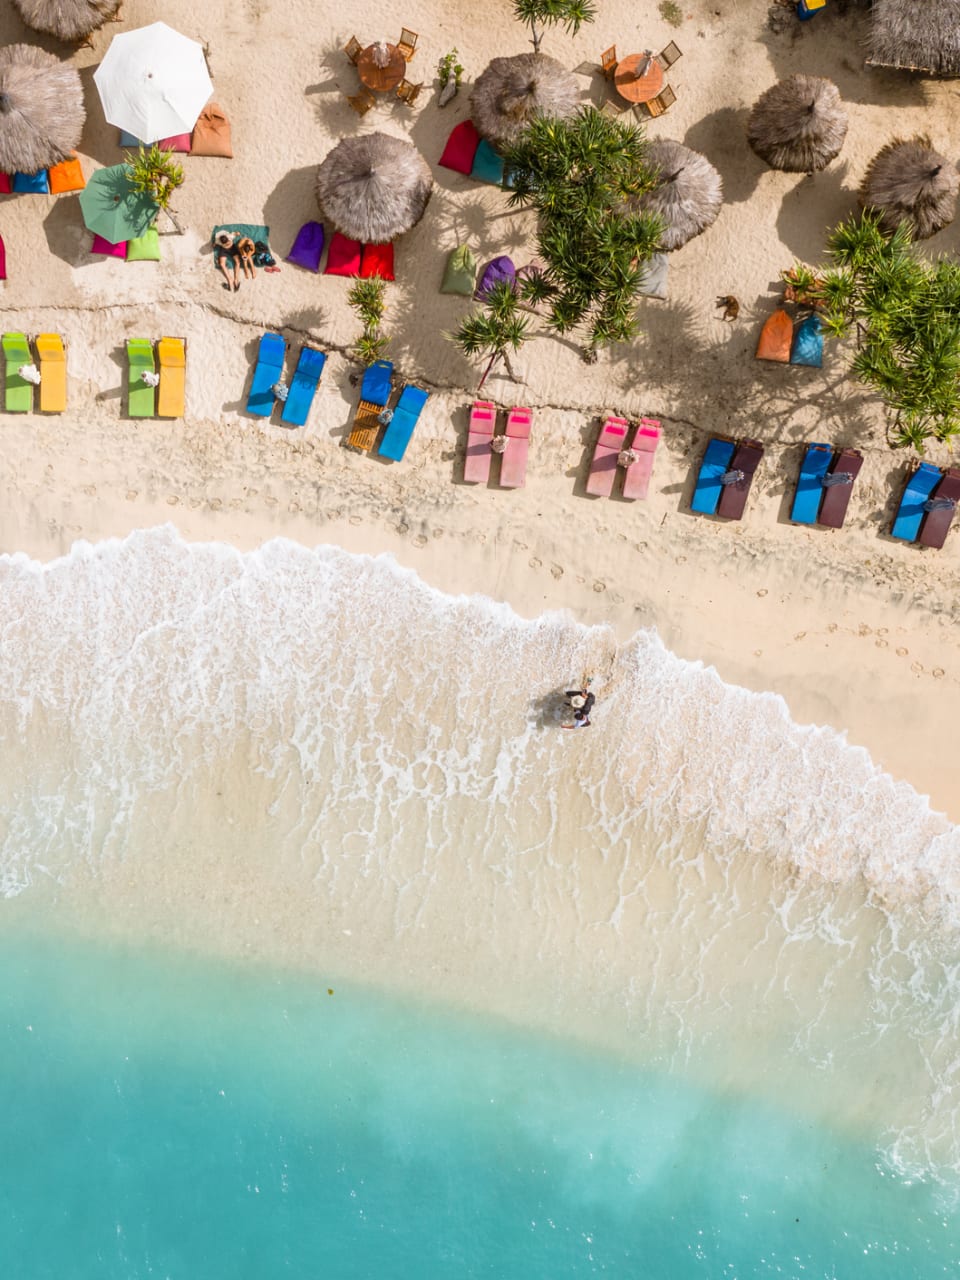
left=280, top=346, right=326, bottom=427
left=247, top=332, right=287, bottom=417
left=691, top=437, right=735, bottom=514
left=379, top=385, right=429, bottom=461
left=791, top=442, right=833, bottom=524
left=891, top=462, right=942, bottom=543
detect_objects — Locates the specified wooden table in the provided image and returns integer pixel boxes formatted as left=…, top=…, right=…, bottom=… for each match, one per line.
left=357, top=42, right=406, bottom=93
left=614, top=53, right=664, bottom=105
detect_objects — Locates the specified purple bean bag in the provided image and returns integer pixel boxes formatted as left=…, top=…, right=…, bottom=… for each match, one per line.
left=475, top=255, right=516, bottom=300
left=286, top=221, right=325, bottom=272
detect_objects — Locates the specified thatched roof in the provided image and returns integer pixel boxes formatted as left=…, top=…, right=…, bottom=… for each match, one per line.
left=635, top=139, right=723, bottom=251
left=315, top=133, right=433, bottom=243
left=0, top=44, right=85, bottom=175
left=12, top=0, right=121, bottom=42
left=860, top=136, right=959, bottom=240
left=471, top=53, right=579, bottom=150
left=867, top=0, right=960, bottom=76
left=747, top=75, right=848, bottom=173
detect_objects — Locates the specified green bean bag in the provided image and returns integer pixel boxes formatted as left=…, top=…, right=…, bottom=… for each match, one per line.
left=440, top=244, right=477, bottom=297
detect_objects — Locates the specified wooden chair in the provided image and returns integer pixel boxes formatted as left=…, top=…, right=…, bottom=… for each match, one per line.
left=599, top=99, right=624, bottom=119
left=656, top=40, right=682, bottom=69
left=600, top=46, right=618, bottom=79
left=344, top=35, right=363, bottom=64
left=346, top=88, right=376, bottom=116
left=642, top=84, right=676, bottom=118
left=396, top=79, right=423, bottom=105
left=397, top=28, right=418, bottom=60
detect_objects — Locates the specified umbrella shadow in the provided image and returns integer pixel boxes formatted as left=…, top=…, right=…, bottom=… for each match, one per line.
left=262, top=165, right=320, bottom=264
left=683, top=107, right=763, bottom=208
left=43, top=197, right=94, bottom=267
left=78, top=65, right=123, bottom=169
left=775, top=162, right=857, bottom=263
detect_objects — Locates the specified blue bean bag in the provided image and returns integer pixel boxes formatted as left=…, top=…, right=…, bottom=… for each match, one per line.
left=470, top=139, right=505, bottom=186
left=790, top=313, right=823, bottom=367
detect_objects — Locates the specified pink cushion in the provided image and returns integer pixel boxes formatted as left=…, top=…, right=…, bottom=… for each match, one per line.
left=160, top=134, right=191, bottom=152
left=0, top=173, right=11, bottom=194
left=323, top=231, right=362, bottom=276
left=360, top=242, right=395, bottom=281
left=439, top=120, right=481, bottom=175
left=90, top=234, right=127, bottom=257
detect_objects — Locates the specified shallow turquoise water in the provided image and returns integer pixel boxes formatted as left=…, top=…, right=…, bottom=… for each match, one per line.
left=0, top=928, right=957, bottom=1280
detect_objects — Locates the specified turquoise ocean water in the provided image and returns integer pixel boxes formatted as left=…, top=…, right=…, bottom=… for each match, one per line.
left=2, top=927, right=959, bottom=1280
left=1, top=529, right=959, bottom=1277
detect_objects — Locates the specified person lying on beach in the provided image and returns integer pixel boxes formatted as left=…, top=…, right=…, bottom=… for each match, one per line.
left=214, top=230, right=240, bottom=291
left=236, top=237, right=257, bottom=281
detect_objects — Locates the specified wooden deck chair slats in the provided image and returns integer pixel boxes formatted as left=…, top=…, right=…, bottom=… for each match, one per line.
left=157, top=336, right=186, bottom=418
left=349, top=401, right=383, bottom=452
left=347, top=89, right=376, bottom=116
left=600, top=46, right=617, bottom=79
left=397, top=28, right=418, bottom=60
left=36, top=333, right=66, bottom=413
left=657, top=41, right=682, bottom=69
left=643, top=84, right=676, bottom=118
left=344, top=35, right=362, bottom=64
left=396, top=79, right=423, bottom=105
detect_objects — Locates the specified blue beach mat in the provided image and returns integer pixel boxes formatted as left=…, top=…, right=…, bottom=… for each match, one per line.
left=691, top=438, right=735, bottom=515
left=379, top=385, right=429, bottom=462
left=791, top=442, right=833, bottom=524
left=891, top=462, right=941, bottom=543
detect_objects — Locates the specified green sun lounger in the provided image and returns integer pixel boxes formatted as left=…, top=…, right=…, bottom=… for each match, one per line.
left=126, top=338, right=156, bottom=417
left=3, top=332, right=33, bottom=412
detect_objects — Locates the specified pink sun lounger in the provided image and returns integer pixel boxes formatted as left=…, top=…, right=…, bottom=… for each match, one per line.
left=500, top=407, right=533, bottom=489
left=464, top=400, right=497, bottom=483
left=622, top=418, right=661, bottom=500
left=585, top=415, right=629, bottom=497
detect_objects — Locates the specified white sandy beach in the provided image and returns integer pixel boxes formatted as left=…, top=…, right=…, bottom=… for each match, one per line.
left=0, top=0, right=958, bottom=819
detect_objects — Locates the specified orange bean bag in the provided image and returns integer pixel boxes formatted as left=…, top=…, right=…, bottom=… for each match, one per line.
left=48, top=155, right=85, bottom=194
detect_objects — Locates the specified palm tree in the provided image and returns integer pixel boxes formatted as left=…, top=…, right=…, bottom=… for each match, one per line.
left=348, top=279, right=390, bottom=365
left=512, top=0, right=597, bottom=53
left=501, top=109, right=663, bottom=359
left=124, top=144, right=185, bottom=233
left=451, top=282, right=531, bottom=390
left=800, top=210, right=960, bottom=448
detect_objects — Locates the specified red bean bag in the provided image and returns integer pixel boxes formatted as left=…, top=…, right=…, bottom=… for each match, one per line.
left=439, top=120, right=481, bottom=175
left=323, top=231, right=362, bottom=277
left=0, top=174, right=11, bottom=194
left=359, top=242, right=395, bottom=281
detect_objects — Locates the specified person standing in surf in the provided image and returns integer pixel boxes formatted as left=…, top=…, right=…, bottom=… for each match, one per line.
left=564, top=684, right=595, bottom=729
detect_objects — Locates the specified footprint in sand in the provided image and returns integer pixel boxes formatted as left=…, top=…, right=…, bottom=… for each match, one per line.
left=756, top=589, right=767, bottom=598
left=264, top=496, right=278, bottom=507
left=82, top=485, right=96, bottom=497
left=896, top=647, right=908, bottom=657
left=933, top=668, right=945, bottom=679
left=166, top=495, right=180, bottom=506
left=288, top=501, right=301, bottom=513
left=413, top=535, right=428, bottom=548
left=827, top=622, right=838, bottom=633
left=125, top=490, right=138, bottom=502
left=550, top=564, right=564, bottom=579
left=794, top=632, right=806, bottom=641
left=858, top=624, right=872, bottom=636
left=528, top=556, right=541, bottom=569
left=911, top=662, right=924, bottom=675
left=875, top=639, right=888, bottom=648
left=593, top=580, right=606, bottom=593
left=348, top=515, right=362, bottom=526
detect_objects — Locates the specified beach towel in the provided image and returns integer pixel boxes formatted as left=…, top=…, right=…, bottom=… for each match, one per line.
left=91, top=234, right=127, bottom=258
left=790, top=313, right=823, bottom=368
left=441, top=244, right=477, bottom=296
left=470, top=139, right=505, bottom=186
left=47, top=155, right=85, bottom=194
left=324, top=232, right=362, bottom=277
left=212, top=223, right=271, bottom=269
left=12, top=171, right=49, bottom=194
left=286, top=221, right=325, bottom=272
left=476, top=256, right=515, bottom=301
left=360, top=242, right=395, bottom=281
left=191, top=104, right=233, bottom=158
left=0, top=174, right=10, bottom=194
left=439, top=120, right=481, bottom=174
left=126, top=228, right=160, bottom=261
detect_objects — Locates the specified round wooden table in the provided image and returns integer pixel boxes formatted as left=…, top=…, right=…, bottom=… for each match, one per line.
left=614, top=54, right=664, bottom=105
left=357, top=43, right=406, bottom=93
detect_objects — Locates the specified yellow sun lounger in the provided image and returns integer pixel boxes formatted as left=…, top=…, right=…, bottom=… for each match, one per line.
left=35, top=333, right=66, bottom=413
left=157, top=336, right=186, bottom=418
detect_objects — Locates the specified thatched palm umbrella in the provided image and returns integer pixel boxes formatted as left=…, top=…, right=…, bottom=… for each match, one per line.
left=635, top=139, right=723, bottom=251
left=859, top=135, right=960, bottom=240
left=12, top=0, right=121, bottom=43
left=747, top=75, right=848, bottom=173
left=471, top=53, right=579, bottom=150
left=0, top=44, right=85, bottom=176
left=315, top=133, right=433, bottom=243
left=867, top=0, right=960, bottom=76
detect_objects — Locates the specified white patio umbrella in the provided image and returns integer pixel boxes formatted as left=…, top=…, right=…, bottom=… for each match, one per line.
left=93, top=22, right=212, bottom=143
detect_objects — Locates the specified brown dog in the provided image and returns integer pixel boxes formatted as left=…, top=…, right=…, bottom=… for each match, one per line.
left=716, top=295, right=740, bottom=321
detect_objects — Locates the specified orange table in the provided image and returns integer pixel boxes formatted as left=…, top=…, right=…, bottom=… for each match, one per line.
left=357, top=42, right=406, bottom=93
left=614, top=53, right=664, bottom=105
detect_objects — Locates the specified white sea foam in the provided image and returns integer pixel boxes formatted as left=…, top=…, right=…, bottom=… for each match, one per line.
left=0, top=525, right=958, bottom=1182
